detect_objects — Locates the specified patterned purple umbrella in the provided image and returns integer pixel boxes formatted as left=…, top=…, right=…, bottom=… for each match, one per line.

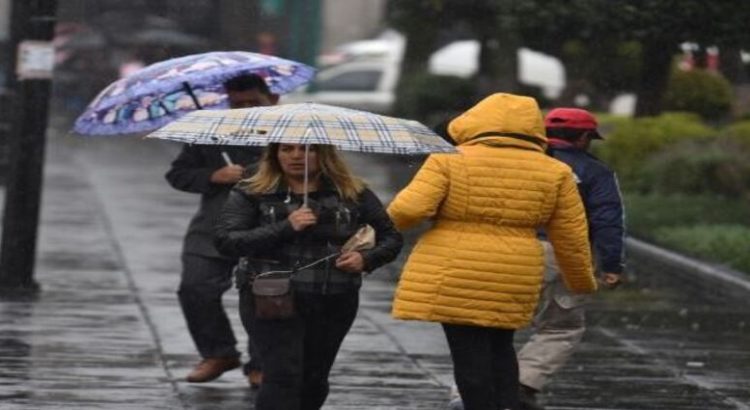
left=73, top=51, right=315, bottom=135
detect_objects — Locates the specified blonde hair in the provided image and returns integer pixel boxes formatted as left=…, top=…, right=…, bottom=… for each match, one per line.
left=244, top=144, right=366, bottom=201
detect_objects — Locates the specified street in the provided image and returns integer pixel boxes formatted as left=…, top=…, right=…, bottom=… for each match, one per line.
left=0, top=125, right=748, bottom=409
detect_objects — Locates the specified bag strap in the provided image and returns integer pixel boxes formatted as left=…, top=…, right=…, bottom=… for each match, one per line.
left=254, top=252, right=340, bottom=280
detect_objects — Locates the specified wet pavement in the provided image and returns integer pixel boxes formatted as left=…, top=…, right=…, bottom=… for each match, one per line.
left=0, top=127, right=748, bottom=409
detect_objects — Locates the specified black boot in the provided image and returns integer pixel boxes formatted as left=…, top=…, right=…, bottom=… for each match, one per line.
left=519, top=384, right=545, bottom=410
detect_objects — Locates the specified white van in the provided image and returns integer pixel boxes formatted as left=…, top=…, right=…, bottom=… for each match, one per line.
left=282, top=32, right=566, bottom=113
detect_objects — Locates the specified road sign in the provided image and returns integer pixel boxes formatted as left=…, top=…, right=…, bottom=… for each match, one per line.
left=16, top=40, right=54, bottom=80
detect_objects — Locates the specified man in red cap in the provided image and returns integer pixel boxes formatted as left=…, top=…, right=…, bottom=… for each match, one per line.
left=516, top=107, right=625, bottom=409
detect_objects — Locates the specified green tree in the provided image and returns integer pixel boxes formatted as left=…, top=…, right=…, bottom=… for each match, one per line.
left=388, top=0, right=750, bottom=116
left=513, top=0, right=641, bottom=110
left=605, top=1, right=750, bottom=116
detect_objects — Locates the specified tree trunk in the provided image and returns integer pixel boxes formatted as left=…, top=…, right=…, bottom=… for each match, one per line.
left=557, top=75, right=588, bottom=107
left=399, top=26, right=436, bottom=78
left=634, top=41, right=675, bottom=117
left=719, top=47, right=746, bottom=84
left=476, top=32, right=518, bottom=97
left=215, top=0, right=261, bottom=52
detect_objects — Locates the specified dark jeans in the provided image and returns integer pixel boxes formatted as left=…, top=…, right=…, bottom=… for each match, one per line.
left=443, top=323, right=519, bottom=410
left=178, top=254, right=261, bottom=371
left=239, top=288, right=359, bottom=410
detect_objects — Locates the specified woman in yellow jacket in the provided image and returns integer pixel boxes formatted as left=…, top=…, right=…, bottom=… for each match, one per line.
left=387, top=93, right=597, bottom=410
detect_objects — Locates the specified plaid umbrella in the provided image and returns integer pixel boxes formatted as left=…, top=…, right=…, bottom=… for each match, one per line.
left=74, top=51, right=314, bottom=135
left=145, top=102, right=457, bottom=155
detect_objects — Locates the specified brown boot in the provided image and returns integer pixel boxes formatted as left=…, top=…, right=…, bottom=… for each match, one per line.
left=186, top=357, right=241, bottom=383
left=247, top=370, right=263, bottom=389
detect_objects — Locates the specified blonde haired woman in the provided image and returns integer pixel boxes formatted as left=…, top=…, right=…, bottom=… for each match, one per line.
left=387, top=94, right=597, bottom=410
left=215, top=143, right=402, bottom=410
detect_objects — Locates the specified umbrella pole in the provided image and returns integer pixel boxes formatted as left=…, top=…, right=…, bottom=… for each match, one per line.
left=303, top=143, right=309, bottom=207
left=182, top=81, right=203, bottom=109
left=181, top=81, right=234, bottom=165
left=221, top=152, right=234, bottom=166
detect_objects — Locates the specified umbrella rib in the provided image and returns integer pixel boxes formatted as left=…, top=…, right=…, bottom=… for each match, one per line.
left=307, top=111, right=325, bottom=146
left=371, top=115, right=395, bottom=150
left=157, top=100, right=172, bottom=116
left=338, top=114, right=361, bottom=151
left=182, top=82, right=203, bottom=110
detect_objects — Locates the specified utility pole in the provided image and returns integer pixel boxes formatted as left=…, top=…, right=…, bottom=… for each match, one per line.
left=0, top=0, right=58, bottom=294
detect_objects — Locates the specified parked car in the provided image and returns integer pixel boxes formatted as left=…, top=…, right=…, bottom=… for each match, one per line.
left=282, top=31, right=404, bottom=114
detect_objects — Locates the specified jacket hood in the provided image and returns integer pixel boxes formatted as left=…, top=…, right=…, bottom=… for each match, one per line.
left=447, top=93, right=547, bottom=151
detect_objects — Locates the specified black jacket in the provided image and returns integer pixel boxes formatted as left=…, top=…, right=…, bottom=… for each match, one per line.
left=548, top=139, right=625, bottom=274
left=215, top=179, right=403, bottom=294
left=165, top=144, right=263, bottom=259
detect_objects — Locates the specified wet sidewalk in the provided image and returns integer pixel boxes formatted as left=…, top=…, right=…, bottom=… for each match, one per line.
left=1, top=132, right=749, bottom=409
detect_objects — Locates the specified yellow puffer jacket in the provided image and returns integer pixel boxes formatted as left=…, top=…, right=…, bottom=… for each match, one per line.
left=388, top=93, right=597, bottom=329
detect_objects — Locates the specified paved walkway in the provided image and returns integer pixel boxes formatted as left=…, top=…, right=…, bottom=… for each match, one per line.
left=0, top=131, right=748, bottom=409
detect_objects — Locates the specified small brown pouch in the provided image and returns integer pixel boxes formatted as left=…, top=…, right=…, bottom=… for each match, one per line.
left=252, top=274, right=295, bottom=319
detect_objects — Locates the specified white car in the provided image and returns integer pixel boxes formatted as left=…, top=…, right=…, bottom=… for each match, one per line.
left=281, top=58, right=399, bottom=114
left=282, top=32, right=404, bottom=114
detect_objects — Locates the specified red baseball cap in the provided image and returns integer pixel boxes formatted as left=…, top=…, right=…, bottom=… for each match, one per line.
left=544, top=108, right=602, bottom=139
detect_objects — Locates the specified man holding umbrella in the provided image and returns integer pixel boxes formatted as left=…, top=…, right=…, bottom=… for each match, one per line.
left=165, top=74, right=278, bottom=386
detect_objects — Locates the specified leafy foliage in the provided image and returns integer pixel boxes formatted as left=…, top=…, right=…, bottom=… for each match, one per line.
left=624, top=193, right=750, bottom=236
left=663, top=69, right=733, bottom=120
left=386, top=0, right=750, bottom=116
left=653, top=224, right=750, bottom=274
left=595, top=113, right=716, bottom=188
left=638, top=138, right=750, bottom=197
left=722, top=120, right=750, bottom=149
left=625, top=194, right=750, bottom=275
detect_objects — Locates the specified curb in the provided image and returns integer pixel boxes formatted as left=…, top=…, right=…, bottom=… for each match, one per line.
left=626, top=237, right=750, bottom=301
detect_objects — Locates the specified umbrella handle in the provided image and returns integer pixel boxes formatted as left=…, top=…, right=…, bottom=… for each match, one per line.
left=303, top=143, right=309, bottom=207
left=221, top=151, right=233, bottom=166
left=182, top=81, right=203, bottom=110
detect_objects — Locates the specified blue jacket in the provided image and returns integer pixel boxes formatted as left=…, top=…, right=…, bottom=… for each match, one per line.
left=548, top=139, right=625, bottom=274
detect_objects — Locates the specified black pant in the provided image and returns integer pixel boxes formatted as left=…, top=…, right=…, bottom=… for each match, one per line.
left=443, top=323, right=519, bottom=410
left=240, top=288, right=359, bottom=410
left=178, top=254, right=260, bottom=371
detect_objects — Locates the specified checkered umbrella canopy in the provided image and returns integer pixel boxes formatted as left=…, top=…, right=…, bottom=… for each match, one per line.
left=146, top=103, right=457, bottom=155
